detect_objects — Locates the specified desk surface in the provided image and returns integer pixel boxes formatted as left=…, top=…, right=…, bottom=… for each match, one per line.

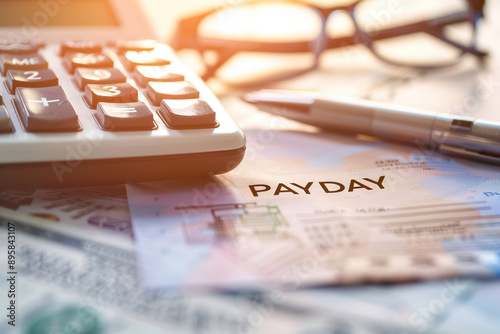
left=1, top=1, right=500, bottom=333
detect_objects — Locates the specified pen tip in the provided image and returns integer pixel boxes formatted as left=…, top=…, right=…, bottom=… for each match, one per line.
left=241, top=92, right=259, bottom=104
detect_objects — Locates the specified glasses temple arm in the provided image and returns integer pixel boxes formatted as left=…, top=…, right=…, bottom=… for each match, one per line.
left=426, top=12, right=486, bottom=58
left=200, top=49, right=238, bottom=81
left=326, top=11, right=487, bottom=58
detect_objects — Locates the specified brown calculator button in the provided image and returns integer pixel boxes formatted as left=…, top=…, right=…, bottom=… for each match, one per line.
left=14, top=86, right=79, bottom=132
left=0, top=53, right=48, bottom=75
left=0, top=39, right=43, bottom=54
left=84, top=83, right=138, bottom=109
left=0, top=105, right=12, bottom=133
left=6, top=69, right=59, bottom=93
left=60, top=40, right=102, bottom=56
left=120, top=51, right=170, bottom=71
left=74, top=67, right=126, bottom=91
left=146, top=81, right=199, bottom=105
left=159, top=99, right=217, bottom=129
left=116, top=39, right=157, bottom=54
left=134, top=66, right=184, bottom=87
left=95, top=102, right=155, bottom=131
left=63, top=53, right=114, bottom=74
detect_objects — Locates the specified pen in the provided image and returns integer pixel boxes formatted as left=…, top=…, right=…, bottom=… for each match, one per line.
left=243, top=89, right=500, bottom=164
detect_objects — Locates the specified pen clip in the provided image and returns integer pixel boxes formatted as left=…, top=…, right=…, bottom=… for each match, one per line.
left=438, top=131, right=500, bottom=163
left=439, top=144, right=500, bottom=164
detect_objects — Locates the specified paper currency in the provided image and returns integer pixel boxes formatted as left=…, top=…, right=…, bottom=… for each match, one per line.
left=0, top=185, right=132, bottom=238
left=283, top=278, right=500, bottom=334
left=7, top=207, right=493, bottom=334
left=3, top=208, right=499, bottom=334
left=0, top=208, right=311, bottom=334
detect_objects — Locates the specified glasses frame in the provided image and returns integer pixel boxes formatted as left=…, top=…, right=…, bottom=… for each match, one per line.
left=170, top=0, right=488, bottom=84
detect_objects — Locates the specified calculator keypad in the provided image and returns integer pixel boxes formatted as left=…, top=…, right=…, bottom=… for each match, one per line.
left=0, top=39, right=215, bottom=129
left=15, top=86, right=80, bottom=132
left=6, top=69, right=59, bottom=93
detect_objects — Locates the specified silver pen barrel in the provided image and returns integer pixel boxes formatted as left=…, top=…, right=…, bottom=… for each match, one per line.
left=312, top=97, right=438, bottom=143
left=315, top=97, right=500, bottom=161
left=244, top=90, right=500, bottom=164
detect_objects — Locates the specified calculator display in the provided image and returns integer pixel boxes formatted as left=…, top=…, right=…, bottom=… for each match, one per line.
left=0, top=0, right=120, bottom=27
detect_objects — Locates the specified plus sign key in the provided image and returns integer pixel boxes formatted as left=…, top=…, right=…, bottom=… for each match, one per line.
left=14, top=86, right=80, bottom=132
left=0, top=53, right=48, bottom=75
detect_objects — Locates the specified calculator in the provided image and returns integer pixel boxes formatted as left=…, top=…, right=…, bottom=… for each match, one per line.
left=0, top=0, right=246, bottom=188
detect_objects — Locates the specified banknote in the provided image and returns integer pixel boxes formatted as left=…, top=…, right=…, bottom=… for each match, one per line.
left=0, top=207, right=315, bottom=334
left=0, top=184, right=132, bottom=238
left=284, top=279, right=500, bottom=334
left=127, top=129, right=500, bottom=289
left=9, top=206, right=472, bottom=334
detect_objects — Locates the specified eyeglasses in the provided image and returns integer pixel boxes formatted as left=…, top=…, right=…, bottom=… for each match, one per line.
left=170, top=0, right=487, bottom=86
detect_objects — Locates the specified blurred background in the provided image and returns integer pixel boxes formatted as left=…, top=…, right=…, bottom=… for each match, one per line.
left=140, top=0, right=499, bottom=120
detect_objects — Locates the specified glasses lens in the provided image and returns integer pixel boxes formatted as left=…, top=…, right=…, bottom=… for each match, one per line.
left=199, top=2, right=323, bottom=42
left=196, top=2, right=324, bottom=84
left=355, top=0, right=474, bottom=66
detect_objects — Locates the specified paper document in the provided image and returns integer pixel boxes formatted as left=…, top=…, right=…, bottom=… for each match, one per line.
left=127, top=130, right=500, bottom=289
left=2, top=191, right=498, bottom=334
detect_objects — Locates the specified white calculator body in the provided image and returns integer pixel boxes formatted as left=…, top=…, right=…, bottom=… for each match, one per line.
left=0, top=0, right=246, bottom=188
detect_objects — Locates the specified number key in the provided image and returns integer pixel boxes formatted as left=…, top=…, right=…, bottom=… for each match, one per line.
left=63, top=53, right=113, bottom=74
left=95, top=102, right=155, bottom=131
left=0, top=53, right=48, bottom=75
left=116, top=39, right=157, bottom=54
left=60, top=40, right=102, bottom=56
left=134, top=65, right=184, bottom=87
left=146, top=81, right=199, bottom=105
left=120, top=50, right=170, bottom=72
left=84, top=83, right=138, bottom=109
left=74, top=68, right=126, bottom=91
left=0, top=39, right=43, bottom=54
left=6, top=69, right=58, bottom=93
left=159, top=99, right=217, bottom=129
